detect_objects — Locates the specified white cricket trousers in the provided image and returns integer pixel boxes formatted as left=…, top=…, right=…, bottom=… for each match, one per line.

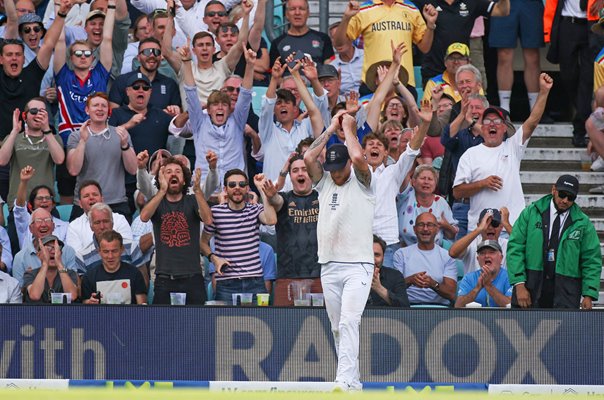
left=321, top=261, right=372, bottom=390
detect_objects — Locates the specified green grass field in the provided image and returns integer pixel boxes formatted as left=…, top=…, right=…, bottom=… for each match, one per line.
left=0, top=389, right=601, bottom=400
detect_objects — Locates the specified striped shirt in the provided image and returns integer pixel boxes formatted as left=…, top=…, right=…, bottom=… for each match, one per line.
left=204, top=203, right=264, bottom=281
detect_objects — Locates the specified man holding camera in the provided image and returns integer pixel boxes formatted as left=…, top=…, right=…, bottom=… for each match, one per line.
left=448, top=207, right=512, bottom=275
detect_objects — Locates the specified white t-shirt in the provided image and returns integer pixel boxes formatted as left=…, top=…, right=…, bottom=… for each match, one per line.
left=315, top=170, right=376, bottom=264
left=453, top=126, right=527, bottom=232
left=460, top=237, right=509, bottom=275
left=393, top=244, right=457, bottom=305
left=178, top=58, right=231, bottom=106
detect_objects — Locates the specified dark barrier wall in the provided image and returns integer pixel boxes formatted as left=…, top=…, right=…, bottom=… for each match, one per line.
left=0, top=306, right=602, bottom=384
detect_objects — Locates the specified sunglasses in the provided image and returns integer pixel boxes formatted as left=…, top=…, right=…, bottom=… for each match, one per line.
left=227, top=181, right=248, bottom=188
left=221, top=86, right=240, bottom=93
left=490, top=220, right=500, bottom=228
left=22, top=25, right=42, bottom=34
left=131, top=84, right=151, bottom=91
left=206, top=11, right=227, bottom=17
left=73, top=50, right=93, bottom=58
left=35, top=195, right=53, bottom=202
left=139, top=48, right=161, bottom=57
left=219, top=25, right=239, bottom=34
left=558, top=191, right=577, bottom=201
left=27, top=107, right=46, bottom=115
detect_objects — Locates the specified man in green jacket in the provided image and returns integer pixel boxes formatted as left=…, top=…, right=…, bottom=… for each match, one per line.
left=507, top=175, right=601, bottom=309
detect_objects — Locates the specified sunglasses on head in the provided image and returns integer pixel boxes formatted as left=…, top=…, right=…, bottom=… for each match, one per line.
left=139, top=48, right=161, bottom=57
left=22, top=25, right=42, bottom=34
left=206, top=11, right=227, bottom=17
left=131, top=84, right=151, bottom=91
left=150, top=8, right=167, bottom=17
left=73, top=49, right=93, bottom=58
left=558, top=191, right=577, bottom=201
left=227, top=181, right=248, bottom=188
left=27, top=107, right=46, bottom=115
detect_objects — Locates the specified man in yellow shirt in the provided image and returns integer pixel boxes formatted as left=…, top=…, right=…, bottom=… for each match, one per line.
left=422, top=42, right=470, bottom=103
left=334, top=0, right=437, bottom=90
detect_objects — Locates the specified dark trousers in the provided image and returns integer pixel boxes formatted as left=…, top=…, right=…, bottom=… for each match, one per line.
left=153, top=274, right=206, bottom=305
left=558, top=18, right=594, bottom=137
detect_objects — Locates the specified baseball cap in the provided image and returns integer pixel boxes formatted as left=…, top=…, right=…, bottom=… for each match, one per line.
left=555, top=174, right=579, bottom=196
left=126, top=72, right=151, bottom=87
left=317, top=64, right=339, bottom=80
left=482, top=106, right=510, bottom=121
left=39, top=235, right=64, bottom=249
left=479, top=208, right=502, bottom=226
left=445, top=42, right=470, bottom=58
left=86, top=9, right=106, bottom=22
left=477, top=239, right=502, bottom=253
left=324, top=144, right=350, bottom=171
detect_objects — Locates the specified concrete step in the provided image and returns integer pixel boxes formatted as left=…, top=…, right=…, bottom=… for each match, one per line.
left=520, top=171, right=604, bottom=185
left=521, top=160, right=583, bottom=171
left=524, top=194, right=604, bottom=208
left=522, top=183, right=602, bottom=194
left=523, top=147, right=586, bottom=161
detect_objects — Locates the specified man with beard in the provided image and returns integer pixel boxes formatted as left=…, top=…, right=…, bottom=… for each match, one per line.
left=262, top=154, right=321, bottom=306
left=140, top=157, right=212, bottom=305
left=453, top=73, right=553, bottom=232
left=303, top=113, right=375, bottom=391
left=109, top=38, right=181, bottom=110
left=455, top=240, right=512, bottom=308
left=109, top=73, right=173, bottom=214
left=201, top=169, right=277, bottom=302
left=449, top=207, right=512, bottom=275
left=393, top=212, right=457, bottom=306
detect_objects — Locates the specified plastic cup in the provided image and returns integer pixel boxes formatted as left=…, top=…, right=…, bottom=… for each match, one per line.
left=232, top=293, right=241, bottom=305
left=170, top=292, right=186, bottom=305
left=310, top=293, right=324, bottom=307
left=294, top=299, right=311, bottom=306
left=257, top=293, right=270, bottom=306
left=51, top=293, right=71, bottom=304
left=241, top=293, right=253, bottom=306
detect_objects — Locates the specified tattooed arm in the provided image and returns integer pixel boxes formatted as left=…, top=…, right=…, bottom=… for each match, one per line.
left=341, top=113, right=371, bottom=188
left=304, top=112, right=344, bottom=184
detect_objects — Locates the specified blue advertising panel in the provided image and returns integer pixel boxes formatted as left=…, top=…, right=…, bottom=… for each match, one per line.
left=0, top=306, right=601, bottom=384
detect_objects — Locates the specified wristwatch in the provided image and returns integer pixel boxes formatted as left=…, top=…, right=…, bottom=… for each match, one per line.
left=432, top=282, right=440, bottom=291
left=42, top=129, right=52, bottom=135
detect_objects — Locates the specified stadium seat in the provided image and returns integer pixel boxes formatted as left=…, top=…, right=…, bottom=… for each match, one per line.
left=56, top=204, right=73, bottom=222
left=252, top=86, right=268, bottom=115
left=2, top=203, right=7, bottom=226
left=414, top=66, right=423, bottom=106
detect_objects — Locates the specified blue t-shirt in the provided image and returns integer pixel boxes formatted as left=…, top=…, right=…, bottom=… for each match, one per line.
left=440, top=125, right=484, bottom=172
left=327, top=121, right=372, bottom=147
left=56, top=62, right=110, bottom=144
left=457, top=268, right=513, bottom=307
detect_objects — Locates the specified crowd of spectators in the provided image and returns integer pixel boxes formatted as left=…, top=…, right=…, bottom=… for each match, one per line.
left=0, top=0, right=602, bottom=311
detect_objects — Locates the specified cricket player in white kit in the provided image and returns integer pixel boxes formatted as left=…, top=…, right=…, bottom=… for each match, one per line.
left=304, top=112, right=376, bottom=391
